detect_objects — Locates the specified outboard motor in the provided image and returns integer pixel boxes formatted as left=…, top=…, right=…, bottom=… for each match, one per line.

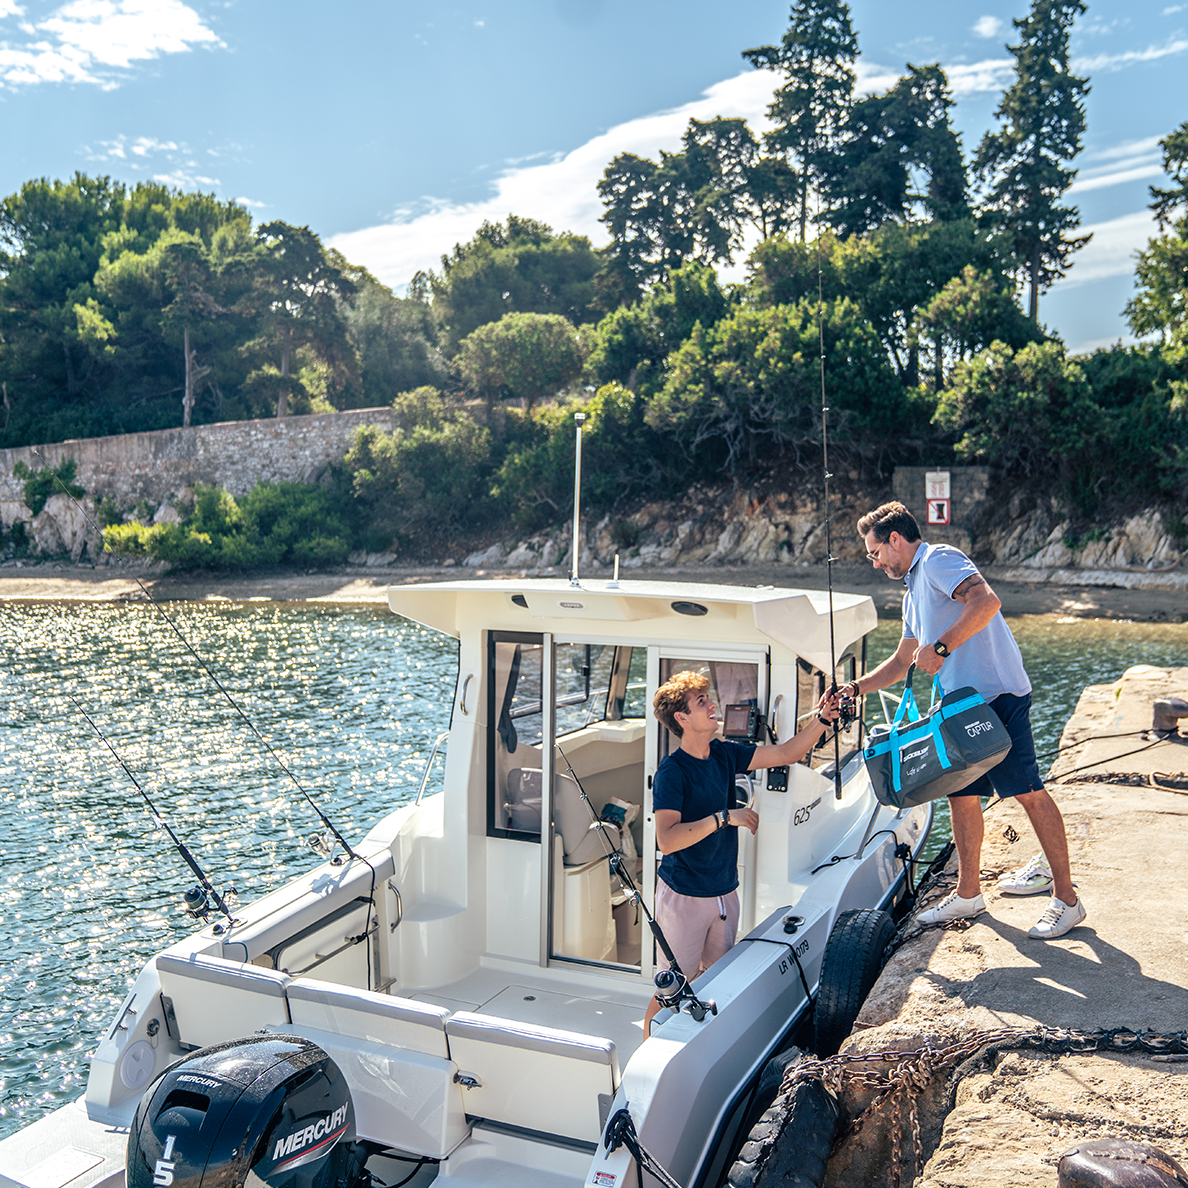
left=128, top=1035, right=364, bottom=1188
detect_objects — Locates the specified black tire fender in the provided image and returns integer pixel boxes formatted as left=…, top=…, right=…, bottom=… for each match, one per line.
left=812, top=907, right=895, bottom=1057
left=726, top=1051, right=838, bottom=1188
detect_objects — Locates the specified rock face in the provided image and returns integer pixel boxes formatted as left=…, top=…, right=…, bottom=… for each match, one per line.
left=28, top=494, right=101, bottom=562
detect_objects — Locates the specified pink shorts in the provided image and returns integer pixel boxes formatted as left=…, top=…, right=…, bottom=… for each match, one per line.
left=654, top=880, right=740, bottom=977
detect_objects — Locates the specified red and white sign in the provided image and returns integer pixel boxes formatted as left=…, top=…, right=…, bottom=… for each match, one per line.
left=925, top=470, right=951, bottom=500
left=927, top=498, right=950, bottom=525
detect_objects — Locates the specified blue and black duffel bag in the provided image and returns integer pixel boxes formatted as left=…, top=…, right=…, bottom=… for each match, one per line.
left=864, top=665, right=1012, bottom=809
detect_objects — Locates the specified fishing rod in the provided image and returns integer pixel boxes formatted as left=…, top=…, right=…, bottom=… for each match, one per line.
left=556, top=744, right=717, bottom=1022
left=70, top=693, right=238, bottom=928
left=32, top=448, right=361, bottom=867
left=816, top=208, right=850, bottom=802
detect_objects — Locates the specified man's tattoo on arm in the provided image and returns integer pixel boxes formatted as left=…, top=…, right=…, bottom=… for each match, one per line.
left=952, top=574, right=986, bottom=601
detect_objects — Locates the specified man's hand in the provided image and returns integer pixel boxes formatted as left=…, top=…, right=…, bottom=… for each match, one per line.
left=728, top=806, right=759, bottom=835
left=815, top=688, right=842, bottom=717
left=913, top=643, right=944, bottom=676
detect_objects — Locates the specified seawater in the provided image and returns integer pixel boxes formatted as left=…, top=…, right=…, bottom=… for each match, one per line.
left=0, top=602, right=1185, bottom=1140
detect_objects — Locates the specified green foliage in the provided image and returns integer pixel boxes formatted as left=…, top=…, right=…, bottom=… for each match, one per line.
left=341, top=268, right=445, bottom=403
left=492, top=383, right=659, bottom=528
left=974, top=0, right=1090, bottom=319
left=1147, top=119, right=1188, bottom=232
left=586, top=260, right=730, bottom=393
left=743, top=0, right=859, bottom=241
left=457, top=312, right=584, bottom=409
left=933, top=341, right=1096, bottom=479
left=648, top=297, right=903, bottom=472
left=13, top=457, right=84, bottom=516
left=103, top=482, right=350, bottom=569
left=420, top=217, right=599, bottom=353
left=822, top=64, right=969, bottom=235
left=342, top=390, right=494, bottom=551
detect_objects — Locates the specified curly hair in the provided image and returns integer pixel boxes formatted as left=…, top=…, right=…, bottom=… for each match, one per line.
left=652, top=670, right=710, bottom=738
left=856, top=500, right=921, bottom=543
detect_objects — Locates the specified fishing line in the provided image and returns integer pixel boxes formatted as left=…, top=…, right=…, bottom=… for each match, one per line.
left=69, top=693, right=236, bottom=924
left=31, top=448, right=360, bottom=864
left=816, top=198, right=844, bottom=801
left=34, top=451, right=381, bottom=985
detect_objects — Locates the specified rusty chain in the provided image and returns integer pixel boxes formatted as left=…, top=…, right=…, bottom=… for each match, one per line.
left=780, top=1026, right=1188, bottom=1186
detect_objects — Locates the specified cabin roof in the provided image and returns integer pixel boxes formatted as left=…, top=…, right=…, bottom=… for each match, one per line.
left=386, top=578, right=876, bottom=671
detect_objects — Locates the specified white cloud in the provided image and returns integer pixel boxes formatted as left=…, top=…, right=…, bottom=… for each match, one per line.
left=83, top=132, right=222, bottom=190
left=1053, top=209, right=1156, bottom=289
left=236, top=196, right=266, bottom=208
left=1073, top=36, right=1188, bottom=73
left=329, top=60, right=935, bottom=291
left=329, top=69, right=779, bottom=290
left=1068, top=136, right=1165, bottom=193
left=0, top=0, right=221, bottom=89
left=0, top=0, right=25, bottom=16
left=945, top=57, right=1014, bottom=95
left=1162, top=5, right=1184, bottom=14
left=972, top=15, right=1003, bottom=39
left=1069, top=164, right=1164, bottom=193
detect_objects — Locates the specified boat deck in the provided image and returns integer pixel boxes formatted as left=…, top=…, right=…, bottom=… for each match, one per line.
left=409, top=964, right=651, bottom=1069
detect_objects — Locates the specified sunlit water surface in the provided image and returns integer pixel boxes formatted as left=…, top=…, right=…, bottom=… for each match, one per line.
left=0, top=602, right=1185, bottom=1140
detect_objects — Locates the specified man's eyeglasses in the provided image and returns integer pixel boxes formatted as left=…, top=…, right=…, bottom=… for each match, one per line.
left=866, top=541, right=889, bottom=563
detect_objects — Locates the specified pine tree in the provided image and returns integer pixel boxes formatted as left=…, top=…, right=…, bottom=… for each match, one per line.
left=742, top=0, right=858, bottom=242
left=974, top=0, right=1090, bottom=321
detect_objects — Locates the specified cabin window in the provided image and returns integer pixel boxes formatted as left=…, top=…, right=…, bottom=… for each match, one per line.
left=657, top=658, right=761, bottom=761
left=487, top=632, right=545, bottom=841
left=795, top=643, right=867, bottom=767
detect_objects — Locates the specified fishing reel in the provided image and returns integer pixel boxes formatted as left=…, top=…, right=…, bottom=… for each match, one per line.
left=180, top=883, right=237, bottom=921
left=653, top=967, right=718, bottom=1022
left=836, top=689, right=857, bottom=731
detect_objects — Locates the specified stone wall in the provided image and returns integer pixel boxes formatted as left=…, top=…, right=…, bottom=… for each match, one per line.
left=0, top=408, right=398, bottom=531
left=891, top=465, right=991, bottom=554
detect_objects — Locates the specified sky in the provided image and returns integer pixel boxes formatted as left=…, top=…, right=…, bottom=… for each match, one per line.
left=1, top=0, right=1186, bottom=354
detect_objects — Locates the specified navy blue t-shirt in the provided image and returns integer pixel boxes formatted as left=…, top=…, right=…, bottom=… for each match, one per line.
left=653, top=738, right=756, bottom=898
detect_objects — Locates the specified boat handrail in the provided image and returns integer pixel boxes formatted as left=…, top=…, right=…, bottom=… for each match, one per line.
left=876, top=688, right=902, bottom=726
left=415, top=732, right=450, bottom=805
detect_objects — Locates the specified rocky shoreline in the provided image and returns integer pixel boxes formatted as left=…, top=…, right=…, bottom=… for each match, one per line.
left=1, top=556, right=1186, bottom=624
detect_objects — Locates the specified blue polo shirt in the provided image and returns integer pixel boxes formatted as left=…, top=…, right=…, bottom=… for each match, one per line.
left=652, top=738, right=755, bottom=898
left=902, top=542, right=1031, bottom=700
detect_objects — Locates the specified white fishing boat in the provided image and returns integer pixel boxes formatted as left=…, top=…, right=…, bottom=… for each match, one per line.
left=0, top=575, right=931, bottom=1188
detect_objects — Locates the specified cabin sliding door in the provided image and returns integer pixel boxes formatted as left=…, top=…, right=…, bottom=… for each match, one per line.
left=547, top=639, right=648, bottom=972
left=642, top=646, right=769, bottom=963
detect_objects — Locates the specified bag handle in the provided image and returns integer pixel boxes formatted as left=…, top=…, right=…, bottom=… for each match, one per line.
left=930, top=672, right=946, bottom=708
left=892, top=665, right=921, bottom=727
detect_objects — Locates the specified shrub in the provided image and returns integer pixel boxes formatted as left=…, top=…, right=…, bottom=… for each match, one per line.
left=103, top=481, right=350, bottom=569
left=343, top=390, right=493, bottom=552
left=13, top=457, right=84, bottom=517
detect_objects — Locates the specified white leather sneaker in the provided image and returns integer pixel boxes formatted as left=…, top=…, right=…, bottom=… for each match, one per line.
left=997, top=853, right=1053, bottom=896
left=917, top=890, right=986, bottom=925
left=1028, top=896, right=1087, bottom=939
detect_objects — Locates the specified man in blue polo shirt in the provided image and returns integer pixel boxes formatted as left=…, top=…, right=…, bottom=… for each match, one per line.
left=644, top=670, right=838, bottom=1035
left=842, top=501, right=1086, bottom=941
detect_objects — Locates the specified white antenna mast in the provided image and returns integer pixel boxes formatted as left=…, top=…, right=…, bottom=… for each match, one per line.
left=570, top=412, right=586, bottom=587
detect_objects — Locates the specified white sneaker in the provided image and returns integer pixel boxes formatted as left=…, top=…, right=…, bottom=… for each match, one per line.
left=997, top=853, right=1053, bottom=896
left=1028, top=896, right=1087, bottom=939
left=917, top=890, right=986, bottom=925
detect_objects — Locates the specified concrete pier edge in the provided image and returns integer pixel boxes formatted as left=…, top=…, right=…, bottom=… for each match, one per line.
left=776, top=664, right=1188, bottom=1188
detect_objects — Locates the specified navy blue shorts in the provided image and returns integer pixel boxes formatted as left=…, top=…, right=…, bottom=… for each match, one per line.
left=949, top=692, right=1044, bottom=799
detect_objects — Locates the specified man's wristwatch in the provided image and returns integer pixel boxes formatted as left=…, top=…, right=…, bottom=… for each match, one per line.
left=933, top=640, right=951, bottom=658
left=720, top=808, right=730, bottom=830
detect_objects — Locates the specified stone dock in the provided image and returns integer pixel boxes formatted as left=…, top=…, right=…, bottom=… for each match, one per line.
left=821, top=664, right=1188, bottom=1188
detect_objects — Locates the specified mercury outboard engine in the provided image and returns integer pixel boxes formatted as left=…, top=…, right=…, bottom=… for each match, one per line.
left=128, top=1035, right=365, bottom=1188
